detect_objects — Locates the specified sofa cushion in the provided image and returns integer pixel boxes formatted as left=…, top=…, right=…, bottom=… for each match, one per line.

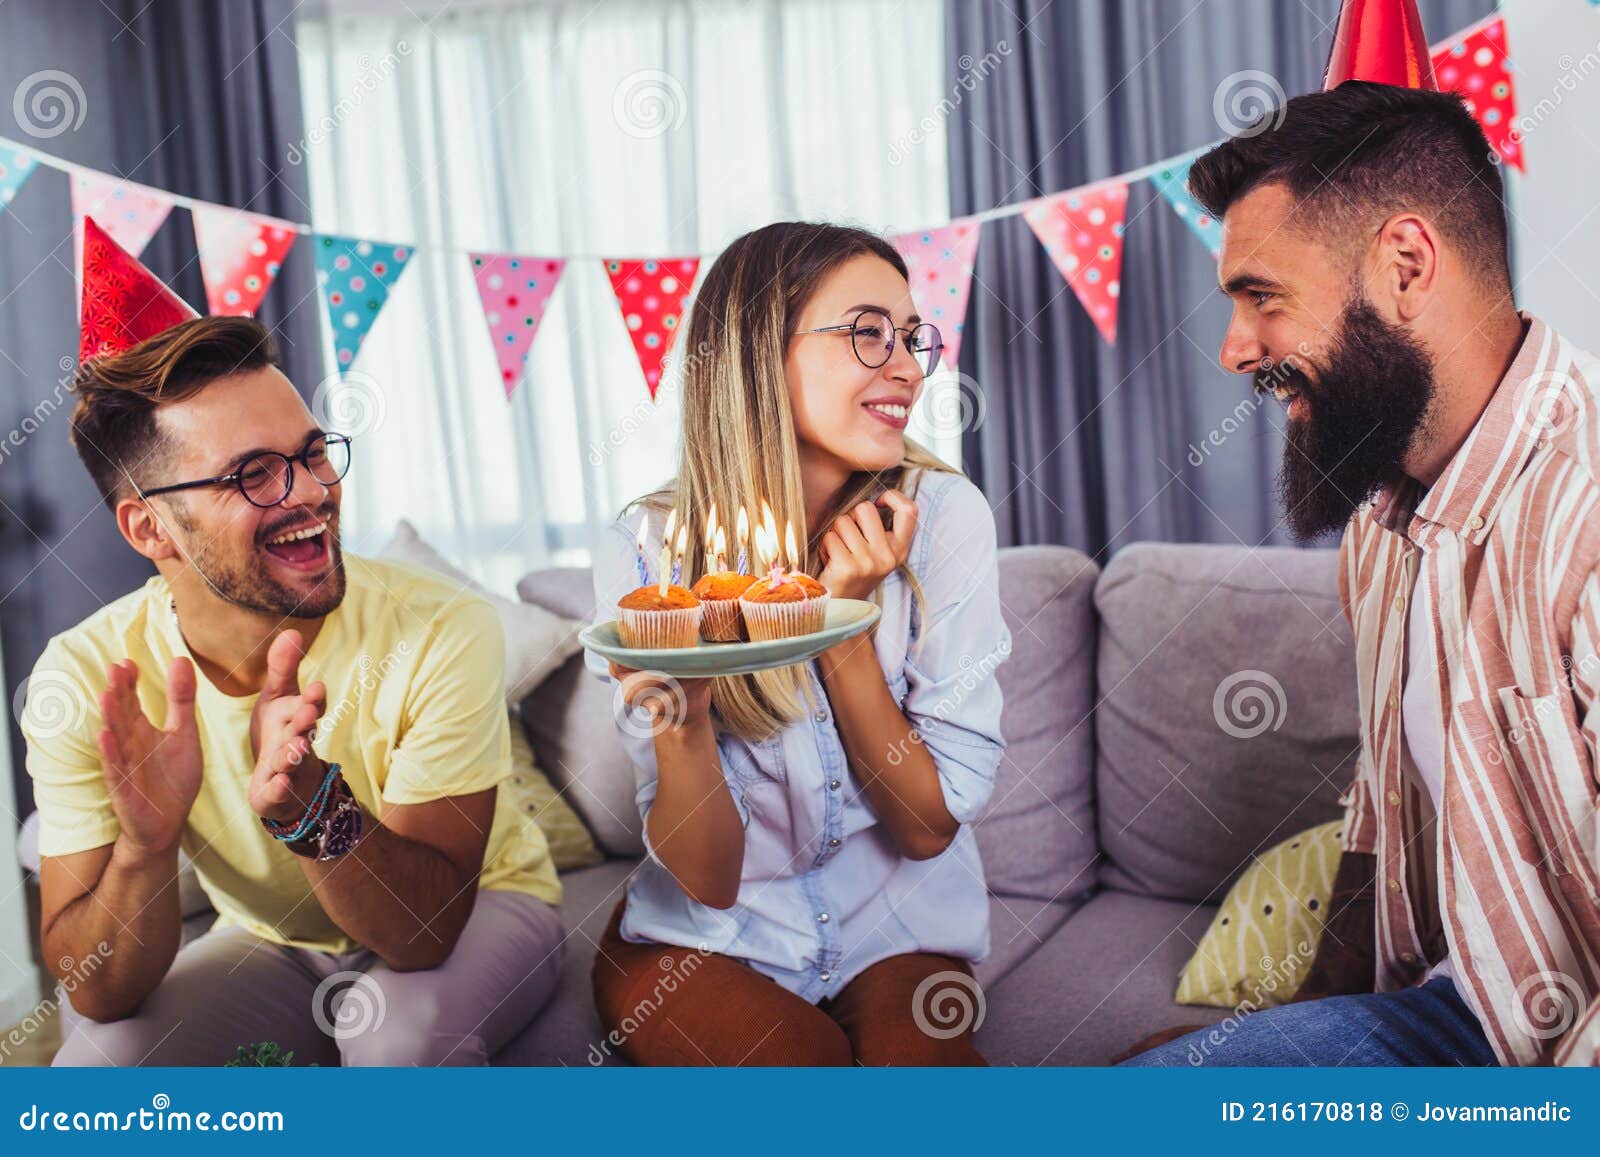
left=976, top=545, right=1100, bottom=905
left=494, top=858, right=636, bottom=1065
left=517, top=568, right=645, bottom=857
left=976, top=888, right=1229, bottom=1065
left=1092, top=543, right=1358, bottom=903
left=381, top=520, right=584, bottom=702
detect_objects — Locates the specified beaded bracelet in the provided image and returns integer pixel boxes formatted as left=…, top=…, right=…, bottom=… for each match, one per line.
left=262, top=761, right=344, bottom=843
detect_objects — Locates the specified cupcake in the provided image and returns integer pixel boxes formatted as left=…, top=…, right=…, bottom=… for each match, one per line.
left=617, top=583, right=703, bottom=649
left=738, top=568, right=830, bottom=641
left=691, top=571, right=757, bottom=641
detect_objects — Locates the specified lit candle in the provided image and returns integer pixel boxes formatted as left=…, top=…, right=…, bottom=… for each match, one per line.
left=784, top=520, right=799, bottom=571
left=760, top=499, right=777, bottom=551
left=703, top=504, right=719, bottom=576
left=635, top=514, right=650, bottom=587
left=656, top=529, right=672, bottom=600
left=713, top=526, right=727, bottom=575
left=735, top=505, right=750, bottom=575
left=670, top=523, right=688, bottom=586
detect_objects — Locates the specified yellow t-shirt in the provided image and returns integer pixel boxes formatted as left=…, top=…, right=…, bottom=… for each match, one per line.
left=21, top=554, right=561, bottom=953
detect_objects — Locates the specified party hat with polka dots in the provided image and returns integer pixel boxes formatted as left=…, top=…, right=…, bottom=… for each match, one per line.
left=469, top=252, right=566, bottom=399
left=604, top=257, right=699, bottom=400
left=1022, top=181, right=1128, bottom=344
left=313, top=232, right=413, bottom=376
left=193, top=206, right=298, bottom=317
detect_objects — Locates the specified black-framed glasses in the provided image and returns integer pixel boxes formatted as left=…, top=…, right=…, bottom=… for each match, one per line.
left=794, top=309, right=944, bottom=377
left=140, top=433, right=353, bottom=509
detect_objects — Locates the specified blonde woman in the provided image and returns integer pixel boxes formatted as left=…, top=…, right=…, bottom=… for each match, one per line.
left=587, top=222, right=1010, bottom=1065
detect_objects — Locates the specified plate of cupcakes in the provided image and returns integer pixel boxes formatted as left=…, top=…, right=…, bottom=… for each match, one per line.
left=579, top=504, right=881, bottom=677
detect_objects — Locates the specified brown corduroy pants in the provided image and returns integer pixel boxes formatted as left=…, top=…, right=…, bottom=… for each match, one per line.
left=591, top=902, right=986, bottom=1066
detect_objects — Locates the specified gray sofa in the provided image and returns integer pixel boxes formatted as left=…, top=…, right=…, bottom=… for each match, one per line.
left=20, top=541, right=1360, bottom=1065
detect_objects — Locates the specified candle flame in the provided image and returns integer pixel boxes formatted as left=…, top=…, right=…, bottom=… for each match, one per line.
left=636, top=512, right=649, bottom=550
left=714, top=526, right=727, bottom=555
left=674, top=523, right=688, bottom=557
left=784, top=520, right=798, bottom=568
left=704, top=502, right=719, bottom=550
left=663, top=507, right=677, bottom=547
left=759, top=499, right=777, bottom=545
left=736, top=505, right=749, bottom=546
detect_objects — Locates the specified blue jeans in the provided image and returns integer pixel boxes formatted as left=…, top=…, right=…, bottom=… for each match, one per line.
left=1119, top=977, right=1499, bottom=1067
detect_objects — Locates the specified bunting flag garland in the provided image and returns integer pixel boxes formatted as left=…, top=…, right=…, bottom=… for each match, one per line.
left=469, top=252, right=566, bottom=399
left=892, top=217, right=982, bottom=369
left=0, top=9, right=1534, bottom=381
left=313, top=233, right=413, bottom=375
left=70, top=170, right=173, bottom=259
left=0, top=145, right=38, bottom=215
left=1149, top=150, right=1222, bottom=258
left=1023, top=182, right=1128, bottom=344
left=1431, top=17, right=1521, bottom=171
left=193, top=206, right=297, bottom=317
left=605, top=257, right=698, bottom=399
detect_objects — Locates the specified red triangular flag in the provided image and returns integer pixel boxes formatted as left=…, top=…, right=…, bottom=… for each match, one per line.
left=193, top=206, right=298, bottom=316
left=604, top=257, right=699, bottom=399
left=1022, top=182, right=1128, bottom=344
left=79, top=215, right=198, bottom=364
left=1431, top=17, right=1522, bottom=172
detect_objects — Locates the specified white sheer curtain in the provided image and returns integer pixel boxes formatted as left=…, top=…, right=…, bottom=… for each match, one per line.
left=295, top=0, right=952, bottom=590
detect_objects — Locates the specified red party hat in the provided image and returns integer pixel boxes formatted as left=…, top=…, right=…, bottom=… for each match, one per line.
left=1322, top=0, right=1438, bottom=91
left=78, top=215, right=198, bottom=365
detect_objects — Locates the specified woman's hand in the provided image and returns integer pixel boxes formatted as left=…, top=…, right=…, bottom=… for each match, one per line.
left=608, top=662, right=714, bottom=734
left=817, top=488, right=917, bottom=600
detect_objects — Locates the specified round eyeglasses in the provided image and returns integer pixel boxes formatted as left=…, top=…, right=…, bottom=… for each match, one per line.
left=794, top=309, right=944, bottom=377
left=140, top=433, right=353, bottom=509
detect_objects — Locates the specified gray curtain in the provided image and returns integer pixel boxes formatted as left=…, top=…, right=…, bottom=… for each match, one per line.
left=0, top=0, right=320, bottom=816
left=946, top=0, right=1494, bottom=558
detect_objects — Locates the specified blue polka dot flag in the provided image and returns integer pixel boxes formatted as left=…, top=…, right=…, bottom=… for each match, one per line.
left=1149, top=150, right=1222, bottom=260
left=313, top=232, right=414, bottom=375
left=0, top=146, right=38, bottom=216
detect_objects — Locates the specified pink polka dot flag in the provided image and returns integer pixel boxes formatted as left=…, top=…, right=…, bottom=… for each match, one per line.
left=604, top=257, right=699, bottom=400
left=469, top=252, right=567, bottom=399
left=192, top=205, right=297, bottom=317
left=1431, top=17, right=1521, bottom=172
left=892, top=217, right=982, bottom=370
left=1022, top=181, right=1128, bottom=344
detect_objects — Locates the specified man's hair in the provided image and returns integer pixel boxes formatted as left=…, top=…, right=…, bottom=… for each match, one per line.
left=69, top=316, right=279, bottom=509
left=1188, top=81, right=1511, bottom=291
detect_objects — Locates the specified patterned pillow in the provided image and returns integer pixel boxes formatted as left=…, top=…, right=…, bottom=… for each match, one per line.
left=1175, top=820, right=1343, bottom=1009
left=505, top=706, right=604, bottom=872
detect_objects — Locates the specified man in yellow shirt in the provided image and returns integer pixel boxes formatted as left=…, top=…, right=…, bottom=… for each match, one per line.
left=21, top=221, right=562, bottom=1066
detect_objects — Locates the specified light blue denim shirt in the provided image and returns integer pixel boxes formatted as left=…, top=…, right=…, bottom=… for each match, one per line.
left=587, top=468, right=1011, bottom=1001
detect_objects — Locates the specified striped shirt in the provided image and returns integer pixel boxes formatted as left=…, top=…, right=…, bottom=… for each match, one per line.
left=1339, top=315, right=1600, bottom=1066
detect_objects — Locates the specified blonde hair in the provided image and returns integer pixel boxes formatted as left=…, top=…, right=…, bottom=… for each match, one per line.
left=623, top=222, right=960, bottom=742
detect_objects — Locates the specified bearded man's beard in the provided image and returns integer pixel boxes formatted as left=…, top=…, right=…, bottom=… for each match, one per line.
left=1264, top=298, right=1436, bottom=542
left=169, top=501, right=347, bottom=619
